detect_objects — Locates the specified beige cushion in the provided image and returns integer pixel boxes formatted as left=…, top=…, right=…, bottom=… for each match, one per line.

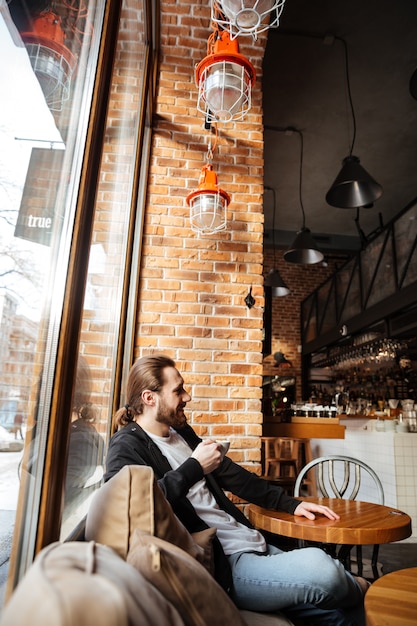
left=127, top=529, right=246, bottom=626
left=0, top=541, right=185, bottom=626
left=85, top=464, right=209, bottom=566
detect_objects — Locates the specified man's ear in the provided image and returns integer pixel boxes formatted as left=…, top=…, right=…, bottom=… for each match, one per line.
left=141, top=389, right=156, bottom=406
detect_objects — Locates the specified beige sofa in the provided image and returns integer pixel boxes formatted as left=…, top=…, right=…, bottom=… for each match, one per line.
left=1, top=465, right=294, bottom=626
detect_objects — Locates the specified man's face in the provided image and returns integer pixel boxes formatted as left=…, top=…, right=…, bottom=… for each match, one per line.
left=155, top=367, right=191, bottom=430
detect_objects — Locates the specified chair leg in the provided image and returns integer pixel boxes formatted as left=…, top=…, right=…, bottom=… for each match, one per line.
left=356, top=545, right=363, bottom=577
left=371, top=544, right=380, bottom=580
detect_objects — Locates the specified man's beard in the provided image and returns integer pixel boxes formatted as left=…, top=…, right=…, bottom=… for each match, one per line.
left=156, top=398, right=187, bottom=430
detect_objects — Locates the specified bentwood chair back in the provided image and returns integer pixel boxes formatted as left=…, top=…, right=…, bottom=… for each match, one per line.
left=294, top=455, right=384, bottom=579
left=294, top=455, right=384, bottom=503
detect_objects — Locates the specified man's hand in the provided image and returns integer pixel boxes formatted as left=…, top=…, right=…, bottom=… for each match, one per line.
left=293, top=501, right=340, bottom=521
left=191, top=440, right=222, bottom=474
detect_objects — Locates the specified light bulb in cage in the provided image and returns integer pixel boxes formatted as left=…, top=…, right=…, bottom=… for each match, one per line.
left=186, top=164, right=230, bottom=235
left=196, top=30, right=255, bottom=123
left=21, top=11, right=77, bottom=112
left=211, top=0, right=287, bottom=39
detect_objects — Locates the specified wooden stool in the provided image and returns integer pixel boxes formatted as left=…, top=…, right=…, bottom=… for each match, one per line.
left=365, top=567, right=417, bottom=626
left=297, top=439, right=316, bottom=496
left=265, top=438, right=300, bottom=479
left=260, top=437, right=278, bottom=475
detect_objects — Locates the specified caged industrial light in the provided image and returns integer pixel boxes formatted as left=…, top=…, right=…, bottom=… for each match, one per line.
left=211, top=0, right=287, bottom=39
left=195, top=29, right=256, bottom=123
left=186, top=139, right=230, bottom=235
left=21, top=10, right=77, bottom=112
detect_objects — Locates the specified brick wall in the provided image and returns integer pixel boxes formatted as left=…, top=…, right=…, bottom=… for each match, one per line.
left=135, top=1, right=268, bottom=470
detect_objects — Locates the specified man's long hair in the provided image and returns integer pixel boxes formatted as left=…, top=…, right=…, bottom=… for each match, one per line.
left=114, top=354, right=175, bottom=429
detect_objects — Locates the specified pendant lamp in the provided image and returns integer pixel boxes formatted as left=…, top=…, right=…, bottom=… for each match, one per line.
left=211, top=0, right=287, bottom=39
left=196, top=30, right=256, bottom=123
left=326, top=37, right=382, bottom=209
left=284, top=129, right=323, bottom=265
left=264, top=187, right=289, bottom=296
left=284, top=227, right=323, bottom=264
left=265, top=268, right=290, bottom=296
left=186, top=162, right=230, bottom=235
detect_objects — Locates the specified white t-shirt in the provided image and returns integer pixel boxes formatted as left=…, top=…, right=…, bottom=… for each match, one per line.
left=145, top=428, right=266, bottom=555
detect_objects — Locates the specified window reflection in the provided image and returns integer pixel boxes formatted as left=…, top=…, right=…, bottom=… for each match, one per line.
left=63, top=356, right=104, bottom=527
left=0, top=1, right=64, bottom=521
left=0, top=0, right=104, bottom=604
left=0, top=0, right=153, bottom=605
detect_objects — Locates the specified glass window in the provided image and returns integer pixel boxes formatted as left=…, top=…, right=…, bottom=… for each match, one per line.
left=0, top=0, right=155, bottom=604
left=60, top=0, right=151, bottom=536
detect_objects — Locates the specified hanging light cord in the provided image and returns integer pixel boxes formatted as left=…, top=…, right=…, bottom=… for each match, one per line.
left=297, top=129, right=306, bottom=230
left=205, top=123, right=219, bottom=164
left=288, top=127, right=307, bottom=231
left=265, top=186, right=277, bottom=267
left=336, top=36, right=356, bottom=157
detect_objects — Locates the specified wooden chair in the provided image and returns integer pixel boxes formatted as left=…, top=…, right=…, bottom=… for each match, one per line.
left=294, top=455, right=384, bottom=579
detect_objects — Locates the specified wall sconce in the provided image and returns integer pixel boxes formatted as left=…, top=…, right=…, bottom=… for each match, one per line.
left=211, top=0, right=287, bottom=40
left=196, top=30, right=256, bottom=123
left=186, top=138, right=230, bottom=234
left=21, top=10, right=77, bottom=112
left=326, top=37, right=382, bottom=208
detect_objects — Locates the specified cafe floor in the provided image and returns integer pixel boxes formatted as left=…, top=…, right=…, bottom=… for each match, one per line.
left=267, top=534, right=417, bottom=579
left=360, top=541, right=417, bottom=577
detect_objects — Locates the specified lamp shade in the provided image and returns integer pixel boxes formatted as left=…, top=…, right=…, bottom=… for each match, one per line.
left=264, top=268, right=290, bottom=296
left=326, top=155, right=383, bottom=208
left=284, top=227, right=323, bottom=265
left=196, top=31, right=255, bottom=122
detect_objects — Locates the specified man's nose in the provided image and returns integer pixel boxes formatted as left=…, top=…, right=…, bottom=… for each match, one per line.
left=183, top=391, right=191, bottom=402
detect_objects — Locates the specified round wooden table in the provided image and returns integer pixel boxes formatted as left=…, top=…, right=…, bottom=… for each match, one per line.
left=365, top=567, right=417, bottom=625
left=248, top=498, right=412, bottom=545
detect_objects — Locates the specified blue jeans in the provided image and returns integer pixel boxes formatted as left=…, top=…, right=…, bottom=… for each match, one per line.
left=228, top=545, right=365, bottom=626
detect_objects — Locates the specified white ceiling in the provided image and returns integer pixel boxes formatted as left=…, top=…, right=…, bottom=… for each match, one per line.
left=262, top=0, right=417, bottom=254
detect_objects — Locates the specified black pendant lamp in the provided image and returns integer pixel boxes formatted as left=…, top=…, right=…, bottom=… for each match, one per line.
left=284, top=130, right=323, bottom=265
left=264, top=186, right=290, bottom=296
left=265, top=268, right=290, bottom=297
left=326, top=38, right=382, bottom=209
left=284, top=227, right=323, bottom=264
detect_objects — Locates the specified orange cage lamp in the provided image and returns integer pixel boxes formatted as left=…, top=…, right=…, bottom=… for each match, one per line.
left=21, top=11, right=77, bottom=111
left=186, top=163, right=230, bottom=235
left=196, top=30, right=256, bottom=123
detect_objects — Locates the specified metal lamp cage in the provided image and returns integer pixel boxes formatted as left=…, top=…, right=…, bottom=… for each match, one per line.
left=21, top=11, right=77, bottom=112
left=195, top=31, right=256, bottom=123
left=189, top=191, right=228, bottom=235
left=23, top=40, right=76, bottom=111
left=186, top=163, right=230, bottom=235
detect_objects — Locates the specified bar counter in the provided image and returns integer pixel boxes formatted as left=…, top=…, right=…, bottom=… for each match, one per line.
left=262, top=421, right=345, bottom=439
